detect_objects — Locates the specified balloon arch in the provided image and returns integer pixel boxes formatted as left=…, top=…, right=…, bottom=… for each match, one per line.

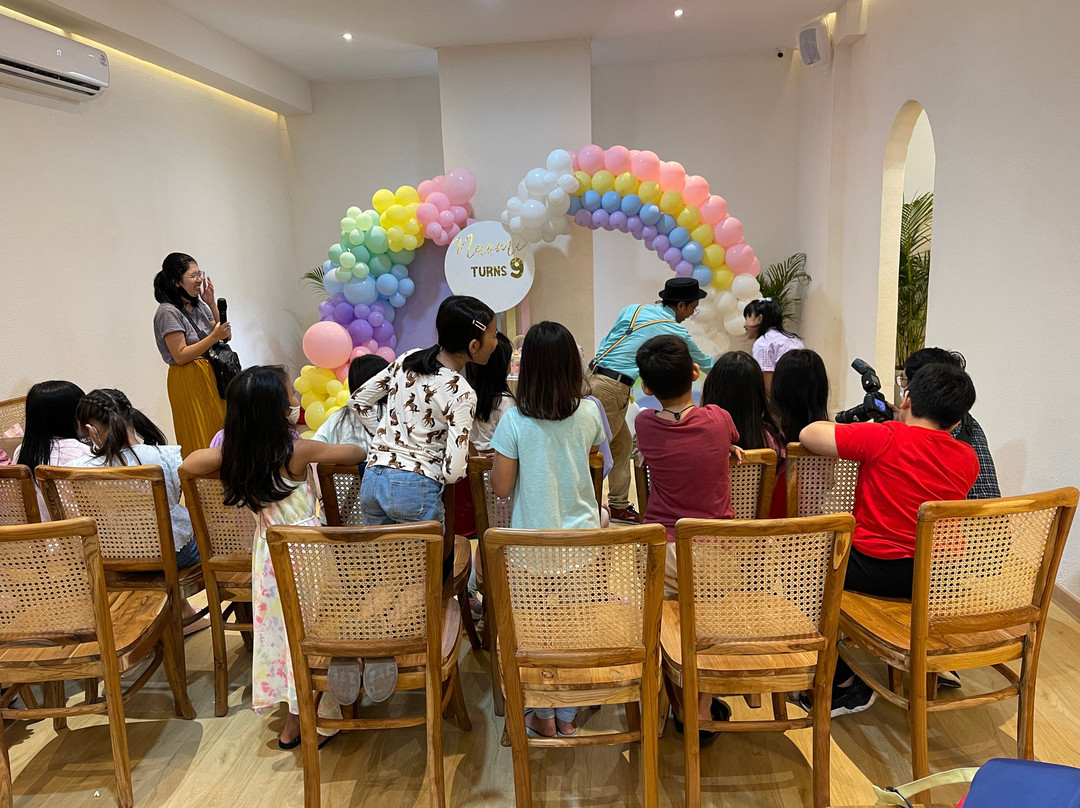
left=295, top=147, right=763, bottom=434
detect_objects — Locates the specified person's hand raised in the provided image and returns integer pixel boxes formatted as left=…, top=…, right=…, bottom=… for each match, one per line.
left=200, top=275, right=216, bottom=308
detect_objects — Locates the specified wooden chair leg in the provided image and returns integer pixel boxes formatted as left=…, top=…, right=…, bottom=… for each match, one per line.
left=426, top=663, right=446, bottom=808
left=888, top=665, right=903, bottom=696
left=744, top=693, right=762, bottom=709
left=811, top=672, right=832, bottom=808
left=208, top=595, right=231, bottom=717
left=641, top=697, right=659, bottom=808
left=0, top=702, right=12, bottom=808
left=458, top=591, right=482, bottom=652
left=83, top=678, right=99, bottom=705
left=446, top=665, right=472, bottom=732
left=19, top=685, right=39, bottom=712
left=47, top=682, right=67, bottom=732
left=490, top=632, right=505, bottom=717
left=927, top=672, right=939, bottom=702
left=683, top=683, right=701, bottom=808
left=657, top=681, right=670, bottom=737
left=909, top=663, right=930, bottom=787
left=235, top=601, right=254, bottom=652
left=161, top=630, right=196, bottom=720
left=626, top=701, right=641, bottom=733
left=771, top=692, right=788, bottom=721
left=503, top=698, right=533, bottom=808
left=1018, top=639, right=1039, bottom=760
left=102, top=663, right=134, bottom=808
left=297, top=692, right=321, bottom=808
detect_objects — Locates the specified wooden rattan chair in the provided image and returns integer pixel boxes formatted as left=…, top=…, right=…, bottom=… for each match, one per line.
left=483, top=524, right=667, bottom=808
left=838, top=488, right=1079, bottom=792
left=315, top=463, right=365, bottom=527
left=35, top=465, right=199, bottom=718
left=267, top=521, right=470, bottom=808
left=662, top=514, right=854, bottom=808
left=0, top=517, right=193, bottom=808
left=785, top=442, right=861, bottom=518
left=0, top=397, right=25, bottom=438
left=179, top=468, right=257, bottom=717
left=0, top=465, right=40, bottom=525
left=634, top=448, right=777, bottom=520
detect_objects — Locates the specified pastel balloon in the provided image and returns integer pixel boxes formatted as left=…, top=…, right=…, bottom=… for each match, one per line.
left=582, top=190, right=602, bottom=212
left=712, top=268, right=735, bottom=291
left=659, top=190, right=684, bottom=215
left=364, top=340, right=380, bottom=353
left=637, top=181, right=662, bottom=205
left=676, top=205, right=701, bottom=230
left=340, top=218, right=356, bottom=234
left=748, top=257, right=761, bottom=277
left=675, top=262, right=694, bottom=277
left=305, top=400, right=328, bottom=430
left=546, top=149, right=574, bottom=174
left=521, top=199, right=546, bottom=227
left=328, top=244, right=344, bottom=263
left=573, top=171, right=592, bottom=194
left=657, top=214, right=677, bottom=235
left=388, top=248, right=414, bottom=264
left=715, top=216, right=744, bottom=247
left=703, top=243, right=726, bottom=269
left=338, top=251, right=356, bottom=269
left=334, top=362, right=350, bottom=383
left=691, top=223, right=715, bottom=247
left=591, top=209, right=610, bottom=228
left=344, top=276, right=379, bottom=306
left=578, top=144, right=605, bottom=174
left=609, top=211, right=628, bottom=231
left=601, top=191, right=622, bottom=213
left=376, top=274, right=399, bottom=296
left=724, top=312, right=745, bottom=336
left=641, top=225, right=658, bottom=242
left=373, top=322, right=395, bottom=343
left=354, top=212, right=374, bottom=231
left=668, top=227, right=690, bottom=249
left=652, top=234, right=671, bottom=255
left=369, top=254, right=392, bottom=276
left=692, top=268, right=713, bottom=288
left=568, top=195, right=583, bottom=215
left=682, top=175, right=710, bottom=207
left=443, top=168, right=477, bottom=204
left=663, top=246, right=683, bottom=267
left=368, top=310, right=384, bottom=328
left=574, top=209, right=592, bottom=227
left=333, top=302, right=355, bottom=325
left=731, top=273, right=761, bottom=299
left=398, top=278, right=415, bottom=297
left=318, top=300, right=334, bottom=319
left=620, top=194, right=643, bottom=216
left=726, top=243, right=756, bottom=272
left=416, top=202, right=438, bottom=225
left=303, top=321, right=353, bottom=369
left=681, top=241, right=705, bottom=264
left=626, top=216, right=644, bottom=236
left=614, top=172, right=639, bottom=196
left=376, top=347, right=396, bottom=363
left=631, top=150, right=661, bottom=181
left=603, top=145, right=632, bottom=175
left=658, top=161, right=686, bottom=192
left=353, top=303, right=371, bottom=320
left=557, top=173, right=579, bottom=194
left=371, top=188, right=395, bottom=213
left=591, top=170, right=615, bottom=194
left=347, top=318, right=374, bottom=345
left=426, top=192, right=450, bottom=210
left=715, top=291, right=738, bottom=314
left=394, top=185, right=420, bottom=206
left=639, top=204, right=661, bottom=225
left=389, top=293, right=407, bottom=308
left=424, top=222, right=443, bottom=239
left=346, top=206, right=362, bottom=220
left=366, top=226, right=389, bottom=253
left=438, top=209, right=455, bottom=228
left=417, top=179, right=440, bottom=200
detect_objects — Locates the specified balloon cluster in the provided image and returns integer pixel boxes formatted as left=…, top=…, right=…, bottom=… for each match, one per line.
left=500, top=149, right=578, bottom=243
left=296, top=169, right=479, bottom=434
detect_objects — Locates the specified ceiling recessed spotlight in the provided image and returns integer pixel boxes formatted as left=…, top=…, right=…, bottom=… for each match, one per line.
left=342, top=32, right=353, bottom=41
left=674, top=9, right=684, bottom=17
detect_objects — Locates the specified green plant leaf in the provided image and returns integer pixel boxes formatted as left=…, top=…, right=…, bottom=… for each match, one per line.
left=757, top=252, right=811, bottom=328
left=896, top=192, right=932, bottom=368
left=301, top=266, right=326, bottom=296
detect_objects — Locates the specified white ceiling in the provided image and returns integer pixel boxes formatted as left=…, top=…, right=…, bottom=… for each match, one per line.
left=158, top=0, right=831, bottom=81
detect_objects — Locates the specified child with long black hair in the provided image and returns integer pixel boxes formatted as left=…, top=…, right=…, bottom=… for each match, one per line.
left=13, top=380, right=91, bottom=517
left=700, top=351, right=783, bottom=455
left=742, top=298, right=805, bottom=390
left=465, top=331, right=514, bottom=452
left=768, top=348, right=831, bottom=517
left=183, top=365, right=365, bottom=749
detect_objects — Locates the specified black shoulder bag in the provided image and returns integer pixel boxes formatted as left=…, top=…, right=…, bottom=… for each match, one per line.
left=177, top=305, right=242, bottom=398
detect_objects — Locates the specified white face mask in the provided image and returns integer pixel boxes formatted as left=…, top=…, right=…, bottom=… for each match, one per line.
left=287, top=405, right=301, bottom=426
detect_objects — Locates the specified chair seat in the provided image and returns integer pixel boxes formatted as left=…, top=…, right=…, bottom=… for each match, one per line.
left=840, top=591, right=1028, bottom=669
left=214, top=569, right=253, bottom=601
left=0, top=589, right=170, bottom=673
left=106, top=562, right=205, bottom=598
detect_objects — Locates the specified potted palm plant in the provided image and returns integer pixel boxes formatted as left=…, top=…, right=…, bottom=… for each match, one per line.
left=757, top=252, right=811, bottom=329
left=895, top=192, right=933, bottom=371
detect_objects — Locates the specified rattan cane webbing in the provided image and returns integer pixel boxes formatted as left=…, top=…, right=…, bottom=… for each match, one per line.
left=193, top=478, right=255, bottom=556
left=0, top=534, right=95, bottom=640
left=49, top=478, right=163, bottom=559
left=0, top=398, right=25, bottom=436
left=285, top=538, right=428, bottom=642
left=502, top=543, right=647, bottom=650
left=927, top=507, right=1058, bottom=620
left=690, top=530, right=832, bottom=639
left=730, top=463, right=762, bottom=520
left=794, top=457, right=860, bottom=517
left=480, top=469, right=513, bottom=529
left=329, top=471, right=365, bottom=527
left=0, top=478, right=30, bottom=526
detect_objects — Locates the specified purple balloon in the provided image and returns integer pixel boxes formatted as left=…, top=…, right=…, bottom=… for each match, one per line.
left=334, top=302, right=355, bottom=325
left=609, top=211, right=628, bottom=231
left=641, top=225, right=658, bottom=242
left=353, top=303, right=371, bottom=321
left=318, top=300, right=334, bottom=318
left=652, top=235, right=671, bottom=255
left=389, top=335, right=397, bottom=349
left=371, top=302, right=387, bottom=314
left=373, top=322, right=395, bottom=343
left=675, top=261, right=694, bottom=277
left=348, top=318, right=374, bottom=345
left=368, top=310, right=385, bottom=328
left=663, top=246, right=683, bottom=266
left=591, top=209, right=609, bottom=228
left=330, top=292, right=347, bottom=306
left=626, top=215, right=642, bottom=230
left=574, top=209, right=592, bottom=227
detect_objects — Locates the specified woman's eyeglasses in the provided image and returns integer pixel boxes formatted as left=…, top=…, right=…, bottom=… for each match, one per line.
left=895, top=373, right=909, bottom=389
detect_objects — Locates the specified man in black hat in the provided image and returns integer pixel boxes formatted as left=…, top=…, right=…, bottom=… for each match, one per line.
left=588, top=277, right=715, bottom=523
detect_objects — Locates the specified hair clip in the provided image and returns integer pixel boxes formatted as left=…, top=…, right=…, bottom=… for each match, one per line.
left=760, top=297, right=773, bottom=302
left=472, top=319, right=488, bottom=331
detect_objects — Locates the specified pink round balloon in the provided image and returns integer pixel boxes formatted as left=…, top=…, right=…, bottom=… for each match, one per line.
left=466, top=217, right=478, bottom=226
left=350, top=346, right=372, bottom=359
left=375, top=347, right=396, bottom=363
left=446, top=224, right=461, bottom=240
left=569, top=150, right=579, bottom=172
left=748, top=257, right=761, bottom=277
left=450, top=205, right=468, bottom=226
left=726, top=243, right=755, bottom=272
left=658, top=161, right=686, bottom=193
left=303, top=321, right=353, bottom=369
left=364, top=339, right=380, bottom=354
left=631, top=150, right=661, bottom=182
left=714, top=216, right=744, bottom=248
left=424, top=222, right=442, bottom=239
left=578, top=144, right=605, bottom=174
left=443, top=168, right=477, bottom=205
left=682, top=175, right=710, bottom=207
left=416, top=202, right=438, bottom=226
left=426, top=192, right=450, bottom=211
left=434, top=229, right=452, bottom=246
left=334, top=362, right=350, bottom=383
left=603, top=145, right=632, bottom=175
left=699, top=195, right=729, bottom=226
left=417, top=180, right=440, bottom=201
left=438, top=209, right=455, bottom=228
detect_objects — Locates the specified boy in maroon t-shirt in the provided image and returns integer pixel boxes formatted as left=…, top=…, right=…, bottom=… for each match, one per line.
left=635, top=335, right=743, bottom=746
left=800, top=362, right=979, bottom=715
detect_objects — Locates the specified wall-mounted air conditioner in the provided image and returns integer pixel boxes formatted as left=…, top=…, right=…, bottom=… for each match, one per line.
left=0, top=14, right=109, bottom=102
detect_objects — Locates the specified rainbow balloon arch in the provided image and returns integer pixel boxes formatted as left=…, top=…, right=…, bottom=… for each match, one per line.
left=296, top=147, right=765, bottom=434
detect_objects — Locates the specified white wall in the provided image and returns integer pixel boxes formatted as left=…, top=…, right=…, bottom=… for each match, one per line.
left=0, top=22, right=298, bottom=439
left=794, top=0, right=1080, bottom=591
left=903, top=108, right=935, bottom=202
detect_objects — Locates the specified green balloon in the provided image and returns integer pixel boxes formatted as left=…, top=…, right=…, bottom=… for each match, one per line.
left=337, top=266, right=353, bottom=280
left=328, top=244, right=344, bottom=262
left=355, top=212, right=374, bottom=231
left=340, top=217, right=356, bottom=233
left=353, top=262, right=370, bottom=280
left=346, top=206, right=362, bottom=220
left=366, top=226, right=389, bottom=254
left=338, top=251, right=356, bottom=269
left=369, top=254, right=392, bottom=276
left=348, top=228, right=364, bottom=245
left=388, top=248, right=415, bottom=264
left=351, top=245, right=371, bottom=263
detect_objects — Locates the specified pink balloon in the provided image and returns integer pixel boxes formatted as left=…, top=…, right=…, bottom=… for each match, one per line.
left=375, top=347, right=396, bottom=363
left=631, top=150, right=660, bottom=182
left=578, top=144, right=605, bottom=174
left=350, top=346, right=372, bottom=359
left=466, top=217, right=478, bottom=226
left=748, top=257, right=761, bottom=277
left=450, top=205, right=468, bottom=226
left=438, top=209, right=455, bottom=228
left=417, top=180, right=440, bottom=201
left=682, top=175, right=710, bottom=207
left=433, top=229, right=451, bottom=246
left=714, top=216, right=744, bottom=248
left=569, top=150, right=579, bottom=172
left=726, top=243, right=755, bottom=272
left=446, top=224, right=461, bottom=240
left=603, top=145, right=632, bottom=175
left=426, top=191, right=450, bottom=211
left=443, top=168, right=477, bottom=205
left=334, top=362, right=350, bottom=383
left=364, top=339, right=380, bottom=354
left=424, top=221, right=442, bottom=239
left=658, top=161, right=686, bottom=192
left=416, top=202, right=438, bottom=226
left=699, top=195, right=729, bottom=226
left=303, top=321, right=353, bottom=369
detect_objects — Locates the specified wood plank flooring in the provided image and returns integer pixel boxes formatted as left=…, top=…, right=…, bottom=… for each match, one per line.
left=6, top=602, right=1080, bottom=807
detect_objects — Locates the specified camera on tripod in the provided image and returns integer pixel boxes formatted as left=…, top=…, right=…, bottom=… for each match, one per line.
left=834, top=358, right=892, bottom=424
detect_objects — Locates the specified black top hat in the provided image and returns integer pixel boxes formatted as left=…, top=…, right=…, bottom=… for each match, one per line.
left=658, top=277, right=707, bottom=303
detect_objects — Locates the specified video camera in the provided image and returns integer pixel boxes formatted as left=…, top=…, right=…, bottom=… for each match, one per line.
left=834, top=358, right=892, bottom=424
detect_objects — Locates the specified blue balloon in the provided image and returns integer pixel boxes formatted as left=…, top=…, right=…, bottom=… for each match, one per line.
left=657, top=214, right=677, bottom=235
left=322, top=267, right=345, bottom=296
left=389, top=292, right=407, bottom=308
left=390, top=264, right=409, bottom=280
left=375, top=273, right=399, bottom=296
left=692, top=267, right=714, bottom=289
left=669, top=227, right=690, bottom=249
left=601, top=191, right=622, bottom=213
left=568, top=195, right=583, bottom=215
left=681, top=242, right=704, bottom=264
left=388, top=248, right=415, bottom=264
left=398, top=277, right=415, bottom=297
left=620, top=194, right=642, bottom=216
left=322, top=259, right=334, bottom=272
left=381, top=305, right=395, bottom=323
left=638, top=204, right=661, bottom=226
left=582, top=190, right=602, bottom=212
left=342, top=276, right=378, bottom=306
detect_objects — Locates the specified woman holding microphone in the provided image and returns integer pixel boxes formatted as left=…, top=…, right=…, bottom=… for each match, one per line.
left=153, top=252, right=231, bottom=456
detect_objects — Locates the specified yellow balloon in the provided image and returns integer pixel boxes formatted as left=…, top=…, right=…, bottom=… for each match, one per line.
left=336, top=390, right=350, bottom=405
left=404, top=219, right=421, bottom=235
left=703, top=244, right=725, bottom=269
left=711, top=268, right=735, bottom=290
left=324, top=404, right=342, bottom=418
left=405, top=201, right=420, bottom=217
left=294, top=377, right=312, bottom=395
left=637, top=181, right=662, bottom=205
left=572, top=171, right=592, bottom=196
left=300, top=391, right=319, bottom=410
left=301, top=364, right=316, bottom=377
left=300, top=429, right=316, bottom=440
left=385, top=204, right=409, bottom=227
left=372, top=188, right=395, bottom=213
left=614, top=171, right=639, bottom=196
left=387, top=225, right=405, bottom=241
left=326, top=380, right=343, bottom=396
left=659, top=190, right=684, bottom=215
left=403, top=234, right=419, bottom=250
left=676, top=205, right=701, bottom=230
left=691, top=223, right=715, bottom=247
left=395, top=185, right=419, bottom=206
left=305, top=401, right=328, bottom=430
left=591, top=170, right=615, bottom=194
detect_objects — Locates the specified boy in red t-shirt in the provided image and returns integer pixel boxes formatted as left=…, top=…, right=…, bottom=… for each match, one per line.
left=800, top=362, right=979, bottom=715
left=635, top=335, right=743, bottom=745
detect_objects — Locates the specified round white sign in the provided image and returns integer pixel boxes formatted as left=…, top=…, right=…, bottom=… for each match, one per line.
left=443, top=221, right=535, bottom=313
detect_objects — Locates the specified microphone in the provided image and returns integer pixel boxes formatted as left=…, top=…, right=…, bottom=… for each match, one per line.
left=217, top=298, right=229, bottom=341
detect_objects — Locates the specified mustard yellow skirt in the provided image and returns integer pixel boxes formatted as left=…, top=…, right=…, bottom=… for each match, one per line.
left=167, top=359, right=226, bottom=457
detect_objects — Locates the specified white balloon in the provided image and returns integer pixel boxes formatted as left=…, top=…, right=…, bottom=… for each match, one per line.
left=500, top=210, right=510, bottom=226
left=731, top=273, right=761, bottom=300
left=524, top=168, right=548, bottom=196
left=517, top=180, right=530, bottom=200
left=558, top=172, right=579, bottom=193
left=547, top=187, right=569, bottom=212
left=520, top=199, right=546, bottom=227
left=540, top=170, right=558, bottom=193
left=546, top=149, right=574, bottom=175
left=715, top=291, right=738, bottom=316
left=712, top=332, right=731, bottom=353
left=509, top=215, right=523, bottom=232
left=506, top=196, right=523, bottom=214
left=723, top=312, right=745, bottom=336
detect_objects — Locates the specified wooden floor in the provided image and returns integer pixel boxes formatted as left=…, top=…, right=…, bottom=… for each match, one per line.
left=6, top=602, right=1080, bottom=807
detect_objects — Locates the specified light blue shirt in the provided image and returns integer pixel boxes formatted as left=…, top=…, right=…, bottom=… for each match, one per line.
left=490, top=401, right=605, bottom=531
left=592, top=303, right=714, bottom=379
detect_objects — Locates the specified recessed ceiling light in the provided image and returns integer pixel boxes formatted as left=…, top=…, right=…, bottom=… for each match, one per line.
left=674, top=9, right=684, bottom=17
left=342, top=33, right=353, bottom=41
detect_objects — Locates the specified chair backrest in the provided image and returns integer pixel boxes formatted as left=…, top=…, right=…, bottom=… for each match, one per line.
left=913, top=488, right=1079, bottom=637
left=179, top=468, right=256, bottom=571
left=35, top=465, right=175, bottom=569
left=316, top=463, right=365, bottom=527
left=634, top=448, right=778, bottom=519
left=266, top=521, right=444, bottom=659
left=483, top=524, right=666, bottom=666
left=0, top=396, right=26, bottom=437
left=785, top=442, right=861, bottom=518
left=672, top=514, right=854, bottom=657
left=0, top=465, right=41, bottom=525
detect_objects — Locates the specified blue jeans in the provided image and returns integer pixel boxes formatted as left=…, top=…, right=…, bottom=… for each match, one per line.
left=175, top=538, right=200, bottom=568
left=360, top=465, right=445, bottom=527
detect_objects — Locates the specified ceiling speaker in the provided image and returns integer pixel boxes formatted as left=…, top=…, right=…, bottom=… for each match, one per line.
left=798, top=21, right=832, bottom=68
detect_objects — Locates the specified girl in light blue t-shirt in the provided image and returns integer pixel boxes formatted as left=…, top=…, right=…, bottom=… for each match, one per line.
left=490, top=321, right=605, bottom=739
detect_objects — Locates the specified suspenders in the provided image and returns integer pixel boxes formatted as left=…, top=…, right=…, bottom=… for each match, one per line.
left=590, top=305, right=676, bottom=370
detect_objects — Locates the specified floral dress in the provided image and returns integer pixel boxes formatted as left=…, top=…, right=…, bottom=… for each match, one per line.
left=251, top=472, right=340, bottom=726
